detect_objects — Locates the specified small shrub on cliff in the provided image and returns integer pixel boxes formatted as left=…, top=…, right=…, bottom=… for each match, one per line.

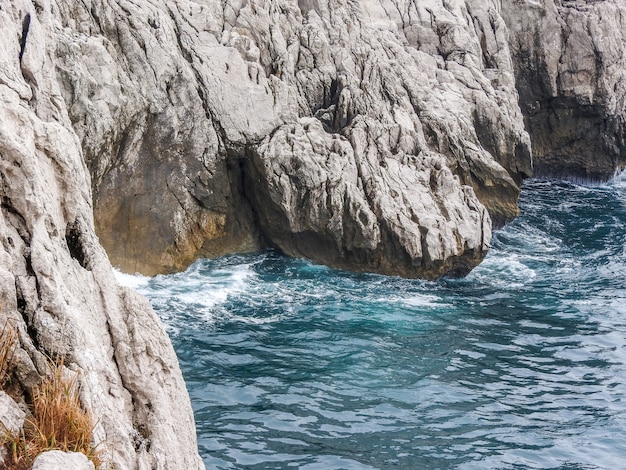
left=2, top=359, right=102, bottom=469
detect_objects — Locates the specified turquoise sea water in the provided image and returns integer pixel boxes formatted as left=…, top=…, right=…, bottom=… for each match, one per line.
left=118, top=178, right=626, bottom=469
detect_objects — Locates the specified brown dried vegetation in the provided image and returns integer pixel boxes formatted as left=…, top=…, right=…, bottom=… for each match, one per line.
left=0, top=320, right=17, bottom=389
left=0, top=320, right=102, bottom=469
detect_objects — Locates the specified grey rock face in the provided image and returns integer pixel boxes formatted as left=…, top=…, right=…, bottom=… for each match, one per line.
left=51, top=0, right=533, bottom=277
left=246, top=0, right=532, bottom=275
left=0, top=1, right=202, bottom=468
left=503, top=0, right=626, bottom=180
left=54, top=0, right=274, bottom=276
left=2, top=3, right=623, bottom=278
left=0, top=0, right=624, bottom=466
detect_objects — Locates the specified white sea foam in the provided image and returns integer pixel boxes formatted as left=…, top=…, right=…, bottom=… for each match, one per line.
left=610, top=167, right=626, bottom=187
left=176, top=265, right=253, bottom=309
left=399, top=294, right=446, bottom=308
left=517, top=320, right=559, bottom=330
left=114, top=259, right=263, bottom=329
left=225, top=311, right=293, bottom=325
left=467, top=254, right=537, bottom=289
left=113, top=268, right=151, bottom=290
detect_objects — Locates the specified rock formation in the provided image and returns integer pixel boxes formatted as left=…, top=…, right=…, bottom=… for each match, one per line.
left=51, top=0, right=536, bottom=278
left=502, top=0, right=626, bottom=180
left=0, top=0, right=203, bottom=468
left=61, top=0, right=626, bottom=278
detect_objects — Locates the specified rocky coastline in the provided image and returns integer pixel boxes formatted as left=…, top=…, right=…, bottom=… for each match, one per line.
left=1, top=0, right=624, bottom=468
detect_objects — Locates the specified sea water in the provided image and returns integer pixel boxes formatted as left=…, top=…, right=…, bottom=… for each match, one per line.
left=117, top=178, right=626, bottom=469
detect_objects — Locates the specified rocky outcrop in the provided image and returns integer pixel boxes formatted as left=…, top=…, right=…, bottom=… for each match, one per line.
left=248, top=119, right=491, bottom=278
left=503, top=0, right=626, bottom=180
left=245, top=0, right=535, bottom=277
left=51, top=0, right=534, bottom=278
left=0, top=1, right=203, bottom=468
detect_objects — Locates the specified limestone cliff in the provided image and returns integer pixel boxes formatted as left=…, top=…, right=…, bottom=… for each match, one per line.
left=5, top=2, right=624, bottom=280
left=50, top=0, right=535, bottom=278
left=0, top=1, right=203, bottom=468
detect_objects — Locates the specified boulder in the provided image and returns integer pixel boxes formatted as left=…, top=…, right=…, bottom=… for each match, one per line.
left=31, top=451, right=95, bottom=470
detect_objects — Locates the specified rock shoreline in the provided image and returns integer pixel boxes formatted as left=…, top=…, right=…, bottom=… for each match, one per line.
left=52, top=0, right=624, bottom=279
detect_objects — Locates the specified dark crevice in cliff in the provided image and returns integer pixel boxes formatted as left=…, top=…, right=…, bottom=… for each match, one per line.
left=239, top=149, right=297, bottom=257
left=309, top=78, right=358, bottom=134
left=132, top=404, right=153, bottom=453
left=15, top=277, right=42, bottom=355
left=65, top=220, right=92, bottom=271
left=19, top=13, right=31, bottom=62
left=1, top=197, right=31, bottom=246
left=227, top=150, right=271, bottom=250
left=168, top=8, right=194, bottom=64
left=23, top=252, right=44, bottom=338
left=14, top=280, right=28, bottom=323
left=89, top=5, right=104, bottom=33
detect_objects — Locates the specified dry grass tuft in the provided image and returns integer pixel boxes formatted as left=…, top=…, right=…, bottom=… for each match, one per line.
left=29, top=361, right=101, bottom=463
left=0, top=320, right=18, bottom=389
left=1, top=359, right=102, bottom=469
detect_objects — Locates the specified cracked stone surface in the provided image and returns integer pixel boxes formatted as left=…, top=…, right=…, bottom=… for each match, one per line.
left=2, top=3, right=625, bottom=279
left=1, top=0, right=624, bottom=467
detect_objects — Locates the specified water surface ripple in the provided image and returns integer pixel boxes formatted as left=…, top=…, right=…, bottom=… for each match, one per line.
left=120, top=179, right=626, bottom=469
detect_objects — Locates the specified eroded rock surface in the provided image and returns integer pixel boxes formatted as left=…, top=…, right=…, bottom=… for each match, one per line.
left=0, top=392, right=25, bottom=436
left=16, top=1, right=625, bottom=279
left=248, top=119, right=491, bottom=278
left=0, top=1, right=203, bottom=468
left=2, top=2, right=624, bottom=278
left=503, top=0, right=626, bottom=180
